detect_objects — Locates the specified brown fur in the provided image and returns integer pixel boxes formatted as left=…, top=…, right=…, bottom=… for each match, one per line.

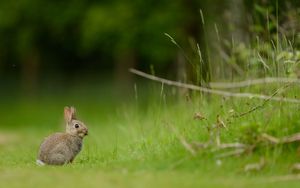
left=37, top=106, right=88, bottom=165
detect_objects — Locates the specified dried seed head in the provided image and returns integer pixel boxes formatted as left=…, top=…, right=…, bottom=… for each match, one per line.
left=216, top=115, right=227, bottom=130
left=193, top=112, right=206, bottom=120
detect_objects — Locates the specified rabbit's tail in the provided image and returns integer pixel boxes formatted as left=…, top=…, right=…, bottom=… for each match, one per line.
left=36, top=159, right=45, bottom=166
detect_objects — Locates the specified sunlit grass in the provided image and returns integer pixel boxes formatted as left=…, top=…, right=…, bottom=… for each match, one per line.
left=1, top=79, right=300, bottom=187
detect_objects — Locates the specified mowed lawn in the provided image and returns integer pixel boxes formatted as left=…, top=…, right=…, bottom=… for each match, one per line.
left=1, top=80, right=300, bottom=187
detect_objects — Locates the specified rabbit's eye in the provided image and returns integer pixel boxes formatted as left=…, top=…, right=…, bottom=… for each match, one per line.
left=75, top=124, right=79, bottom=128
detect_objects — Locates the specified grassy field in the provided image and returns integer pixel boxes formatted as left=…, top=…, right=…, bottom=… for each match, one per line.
left=1, top=77, right=300, bottom=187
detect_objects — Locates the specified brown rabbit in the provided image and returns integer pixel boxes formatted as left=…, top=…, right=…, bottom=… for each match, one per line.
left=37, top=106, right=88, bottom=165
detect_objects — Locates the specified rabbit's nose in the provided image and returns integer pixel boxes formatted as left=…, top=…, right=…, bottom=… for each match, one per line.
left=84, top=129, right=88, bottom=136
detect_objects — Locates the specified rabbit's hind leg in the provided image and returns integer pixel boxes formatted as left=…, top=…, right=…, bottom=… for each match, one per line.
left=49, top=153, right=68, bottom=165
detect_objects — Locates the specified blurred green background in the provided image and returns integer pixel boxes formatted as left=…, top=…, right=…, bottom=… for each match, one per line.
left=1, top=0, right=300, bottom=95
left=0, top=0, right=300, bottom=134
left=1, top=0, right=300, bottom=130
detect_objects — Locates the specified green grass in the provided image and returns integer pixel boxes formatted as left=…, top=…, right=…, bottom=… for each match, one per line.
left=1, top=79, right=300, bottom=187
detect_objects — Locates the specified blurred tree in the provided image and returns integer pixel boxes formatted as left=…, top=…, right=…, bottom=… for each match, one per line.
left=0, top=0, right=300, bottom=90
left=0, top=0, right=184, bottom=85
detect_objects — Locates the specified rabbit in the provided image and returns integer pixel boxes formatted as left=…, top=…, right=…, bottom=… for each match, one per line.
left=37, top=106, right=88, bottom=165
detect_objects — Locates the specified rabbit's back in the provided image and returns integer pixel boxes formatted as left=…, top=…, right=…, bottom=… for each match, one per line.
left=38, top=133, right=82, bottom=165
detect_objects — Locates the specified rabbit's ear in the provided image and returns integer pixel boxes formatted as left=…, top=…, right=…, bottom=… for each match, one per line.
left=70, top=106, right=77, bottom=119
left=64, top=106, right=74, bottom=122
